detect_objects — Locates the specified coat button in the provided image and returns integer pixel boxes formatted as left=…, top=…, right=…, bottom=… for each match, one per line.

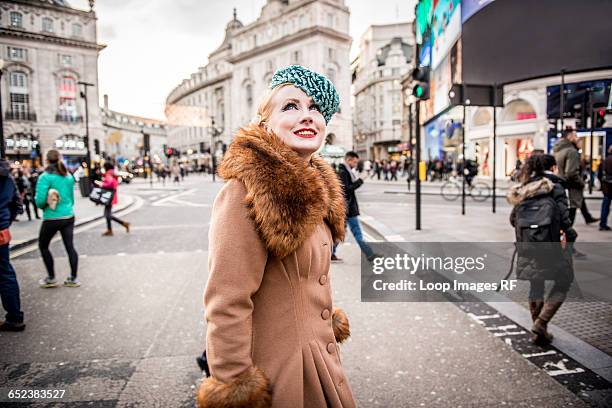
left=319, top=275, right=328, bottom=285
left=321, top=309, right=330, bottom=320
left=327, top=342, right=335, bottom=354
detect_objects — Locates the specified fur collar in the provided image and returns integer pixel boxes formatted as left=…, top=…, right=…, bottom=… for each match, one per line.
left=506, top=177, right=554, bottom=206
left=219, top=124, right=346, bottom=259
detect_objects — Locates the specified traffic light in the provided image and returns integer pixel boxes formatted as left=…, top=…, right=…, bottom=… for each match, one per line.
left=573, top=103, right=586, bottom=129
left=411, top=67, right=430, bottom=100
left=595, top=108, right=606, bottom=128
left=94, top=139, right=100, bottom=155
left=166, top=147, right=174, bottom=157
left=199, top=142, right=205, bottom=153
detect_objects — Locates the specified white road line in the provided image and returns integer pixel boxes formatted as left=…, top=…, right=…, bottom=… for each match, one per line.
left=151, top=189, right=196, bottom=206
left=522, top=350, right=557, bottom=358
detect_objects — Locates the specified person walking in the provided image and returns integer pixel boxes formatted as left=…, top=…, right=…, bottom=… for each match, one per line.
left=331, top=151, right=378, bottom=263
left=98, top=162, right=130, bottom=237
left=599, top=145, right=612, bottom=231
left=27, top=169, right=40, bottom=220
left=553, top=128, right=585, bottom=226
left=34, top=150, right=79, bottom=288
left=0, top=159, right=25, bottom=331
left=507, top=154, right=576, bottom=345
left=15, top=170, right=34, bottom=221
left=198, top=65, right=356, bottom=408
left=171, top=162, right=180, bottom=184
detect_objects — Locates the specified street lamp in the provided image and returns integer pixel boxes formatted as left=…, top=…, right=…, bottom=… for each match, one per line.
left=78, top=81, right=94, bottom=176
left=0, top=58, right=6, bottom=159
left=209, top=118, right=223, bottom=182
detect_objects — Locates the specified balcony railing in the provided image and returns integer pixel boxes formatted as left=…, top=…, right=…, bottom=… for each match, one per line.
left=56, top=114, right=83, bottom=124
left=4, top=111, right=37, bottom=121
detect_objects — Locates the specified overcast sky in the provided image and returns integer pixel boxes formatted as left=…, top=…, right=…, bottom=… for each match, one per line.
left=71, top=0, right=416, bottom=120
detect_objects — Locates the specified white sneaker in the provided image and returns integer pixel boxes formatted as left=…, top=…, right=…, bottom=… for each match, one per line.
left=39, top=277, right=59, bottom=288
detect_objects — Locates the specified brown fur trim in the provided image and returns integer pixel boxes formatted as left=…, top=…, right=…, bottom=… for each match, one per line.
left=332, top=308, right=350, bottom=344
left=197, top=366, right=272, bottom=408
left=506, top=178, right=554, bottom=206
left=218, top=124, right=346, bottom=258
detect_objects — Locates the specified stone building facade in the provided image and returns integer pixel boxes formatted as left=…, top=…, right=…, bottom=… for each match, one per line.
left=352, top=22, right=414, bottom=161
left=101, top=96, right=167, bottom=165
left=165, top=0, right=353, bottom=160
left=0, top=0, right=104, bottom=169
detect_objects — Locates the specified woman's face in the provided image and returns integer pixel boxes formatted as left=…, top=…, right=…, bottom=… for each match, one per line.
left=265, top=85, right=326, bottom=159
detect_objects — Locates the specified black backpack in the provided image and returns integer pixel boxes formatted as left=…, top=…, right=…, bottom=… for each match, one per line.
left=513, top=194, right=561, bottom=243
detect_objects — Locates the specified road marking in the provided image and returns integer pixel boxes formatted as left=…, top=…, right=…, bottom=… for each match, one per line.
left=523, top=350, right=557, bottom=358
left=544, top=359, right=586, bottom=376
left=151, top=189, right=209, bottom=207
left=117, top=253, right=126, bottom=256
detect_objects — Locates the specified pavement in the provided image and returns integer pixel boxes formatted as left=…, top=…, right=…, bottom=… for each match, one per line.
left=0, top=175, right=609, bottom=406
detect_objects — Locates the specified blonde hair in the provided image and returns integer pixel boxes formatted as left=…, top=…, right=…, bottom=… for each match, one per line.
left=253, top=83, right=292, bottom=125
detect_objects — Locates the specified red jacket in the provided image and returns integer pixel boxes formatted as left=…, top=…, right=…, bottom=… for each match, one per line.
left=101, top=170, right=119, bottom=206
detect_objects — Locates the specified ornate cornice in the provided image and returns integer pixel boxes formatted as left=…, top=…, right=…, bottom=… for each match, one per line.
left=0, top=27, right=105, bottom=51
left=1, top=0, right=94, bottom=18
left=228, top=25, right=351, bottom=64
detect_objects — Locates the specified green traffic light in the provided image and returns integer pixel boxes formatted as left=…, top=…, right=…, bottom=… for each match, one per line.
left=415, top=85, right=423, bottom=98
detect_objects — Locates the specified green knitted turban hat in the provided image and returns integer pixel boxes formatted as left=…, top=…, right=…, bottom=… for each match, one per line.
left=269, top=65, right=340, bottom=124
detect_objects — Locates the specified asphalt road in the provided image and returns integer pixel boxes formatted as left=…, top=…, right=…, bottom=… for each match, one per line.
left=0, top=175, right=602, bottom=407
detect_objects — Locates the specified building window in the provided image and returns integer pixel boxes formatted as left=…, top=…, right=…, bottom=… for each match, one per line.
left=292, top=50, right=301, bottom=64
left=266, top=60, right=274, bottom=73
left=10, top=12, right=23, bottom=28
left=9, top=72, right=30, bottom=120
left=7, top=47, right=26, bottom=61
left=326, top=68, right=336, bottom=86
left=327, top=47, right=336, bottom=61
left=72, top=23, right=82, bottom=37
left=42, top=17, right=54, bottom=33
left=57, top=76, right=79, bottom=122
left=60, top=54, right=73, bottom=66
left=392, top=68, right=400, bottom=76
left=246, top=84, right=253, bottom=107
left=327, top=13, right=334, bottom=27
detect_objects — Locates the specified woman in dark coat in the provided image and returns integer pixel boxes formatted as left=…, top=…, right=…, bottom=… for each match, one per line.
left=507, top=154, right=577, bottom=345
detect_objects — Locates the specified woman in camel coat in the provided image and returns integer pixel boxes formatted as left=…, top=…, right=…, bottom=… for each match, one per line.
left=198, top=65, right=356, bottom=408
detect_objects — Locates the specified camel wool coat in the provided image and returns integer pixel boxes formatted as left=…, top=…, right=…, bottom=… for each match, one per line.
left=197, top=125, right=356, bottom=408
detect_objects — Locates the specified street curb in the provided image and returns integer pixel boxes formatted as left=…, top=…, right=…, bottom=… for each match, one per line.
left=9, top=194, right=136, bottom=252
left=359, top=214, right=612, bottom=384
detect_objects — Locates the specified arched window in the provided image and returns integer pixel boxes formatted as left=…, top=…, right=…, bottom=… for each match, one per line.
left=42, top=17, right=54, bottom=33
left=246, top=84, right=253, bottom=107
left=472, top=108, right=492, bottom=127
left=9, top=72, right=30, bottom=120
left=326, top=68, right=336, bottom=86
left=501, top=99, right=537, bottom=122
left=58, top=76, right=79, bottom=123
left=10, top=12, right=23, bottom=28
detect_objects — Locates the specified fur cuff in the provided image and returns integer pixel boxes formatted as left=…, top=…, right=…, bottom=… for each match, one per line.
left=197, top=366, right=272, bottom=408
left=332, top=308, right=350, bottom=344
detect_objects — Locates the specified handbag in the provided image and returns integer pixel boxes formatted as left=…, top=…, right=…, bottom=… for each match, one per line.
left=46, top=188, right=60, bottom=210
left=0, top=228, right=11, bottom=246
left=89, top=187, right=115, bottom=206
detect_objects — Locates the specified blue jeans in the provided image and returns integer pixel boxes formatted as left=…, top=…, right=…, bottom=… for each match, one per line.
left=0, top=244, right=23, bottom=324
left=601, top=195, right=611, bottom=228
left=333, top=216, right=375, bottom=259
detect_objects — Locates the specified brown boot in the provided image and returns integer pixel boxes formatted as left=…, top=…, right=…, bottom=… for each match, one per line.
left=123, top=222, right=130, bottom=233
left=102, top=230, right=113, bottom=237
left=528, top=301, right=544, bottom=322
left=532, top=301, right=563, bottom=345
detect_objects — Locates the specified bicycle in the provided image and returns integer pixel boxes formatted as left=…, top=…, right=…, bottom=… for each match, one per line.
left=440, top=177, right=491, bottom=202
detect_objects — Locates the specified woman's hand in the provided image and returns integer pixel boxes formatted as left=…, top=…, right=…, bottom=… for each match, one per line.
left=94, top=180, right=102, bottom=186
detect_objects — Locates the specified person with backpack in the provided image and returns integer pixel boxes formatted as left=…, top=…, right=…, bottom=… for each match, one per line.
left=34, top=150, right=79, bottom=288
left=507, top=154, right=577, bottom=345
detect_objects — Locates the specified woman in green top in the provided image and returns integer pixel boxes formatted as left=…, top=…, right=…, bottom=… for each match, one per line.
left=34, top=150, right=79, bottom=288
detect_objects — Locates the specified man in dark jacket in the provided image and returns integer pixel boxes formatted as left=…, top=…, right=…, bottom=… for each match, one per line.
left=332, top=151, right=377, bottom=262
left=0, top=159, right=25, bottom=331
left=599, top=145, right=612, bottom=231
left=553, top=128, right=586, bottom=225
